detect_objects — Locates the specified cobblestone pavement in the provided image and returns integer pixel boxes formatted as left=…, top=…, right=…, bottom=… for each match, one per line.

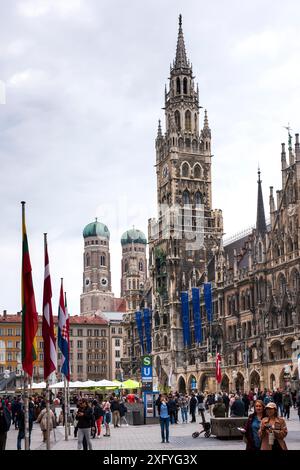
left=5, top=408, right=300, bottom=451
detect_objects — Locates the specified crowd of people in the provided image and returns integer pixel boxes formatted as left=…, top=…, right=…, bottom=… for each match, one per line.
left=0, top=387, right=299, bottom=451
left=155, top=388, right=300, bottom=449
left=0, top=391, right=135, bottom=450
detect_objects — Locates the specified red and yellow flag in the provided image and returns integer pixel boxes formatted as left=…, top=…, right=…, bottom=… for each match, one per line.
left=21, top=202, right=38, bottom=377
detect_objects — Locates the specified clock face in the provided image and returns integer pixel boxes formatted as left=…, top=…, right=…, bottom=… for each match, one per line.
left=101, top=277, right=108, bottom=287
left=162, top=165, right=169, bottom=179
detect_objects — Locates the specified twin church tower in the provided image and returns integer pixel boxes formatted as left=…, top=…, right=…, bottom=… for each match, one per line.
left=80, top=221, right=147, bottom=316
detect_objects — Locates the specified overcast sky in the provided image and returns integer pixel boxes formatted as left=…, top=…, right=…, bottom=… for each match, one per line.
left=1, top=0, right=299, bottom=316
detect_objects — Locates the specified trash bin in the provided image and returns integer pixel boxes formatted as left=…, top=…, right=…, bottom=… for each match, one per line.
left=132, top=410, right=142, bottom=425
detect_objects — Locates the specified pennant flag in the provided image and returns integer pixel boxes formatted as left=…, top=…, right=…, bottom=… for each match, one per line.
left=192, top=287, right=202, bottom=344
left=42, top=234, right=57, bottom=380
left=216, top=352, right=222, bottom=384
left=135, top=311, right=144, bottom=355
left=58, top=280, right=70, bottom=381
left=180, top=291, right=191, bottom=347
left=204, top=283, right=213, bottom=322
left=21, top=202, right=38, bottom=377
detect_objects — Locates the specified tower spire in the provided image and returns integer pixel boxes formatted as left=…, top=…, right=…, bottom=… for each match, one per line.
left=174, top=14, right=188, bottom=69
left=256, top=168, right=267, bottom=236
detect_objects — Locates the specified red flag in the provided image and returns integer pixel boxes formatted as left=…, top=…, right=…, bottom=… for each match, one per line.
left=42, top=234, right=57, bottom=380
left=216, top=352, right=222, bottom=384
left=21, top=202, right=38, bottom=377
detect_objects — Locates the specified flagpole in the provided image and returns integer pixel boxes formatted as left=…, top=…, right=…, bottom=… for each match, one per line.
left=43, top=233, right=51, bottom=450
left=64, top=290, right=70, bottom=437
left=24, top=372, right=30, bottom=450
left=64, top=375, right=68, bottom=441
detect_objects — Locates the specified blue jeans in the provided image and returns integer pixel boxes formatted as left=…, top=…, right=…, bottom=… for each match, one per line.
left=160, top=417, right=170, bottom=442
left=17, top=431, right=31, bottom=450
left=277, top=403, right=283, bottom=416
left=181, top=407, right=188, bottom=423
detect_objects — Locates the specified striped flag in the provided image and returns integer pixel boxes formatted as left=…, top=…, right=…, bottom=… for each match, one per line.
left=58, top=280, right=70, bottom=381
left=216, top=352, right=222, bottom=384
left=42, top=234, right=57, bottom=380
left=21, top=202, right=38, bottom=377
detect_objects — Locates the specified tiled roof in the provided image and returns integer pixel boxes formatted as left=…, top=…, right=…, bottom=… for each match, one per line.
left=0, top=314, right=108, bottom=325
left=224, top=234, right=250, bottom=269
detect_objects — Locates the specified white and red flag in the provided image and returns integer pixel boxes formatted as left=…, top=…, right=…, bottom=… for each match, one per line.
left=216, top=352, right=222, bottom=384
left=42, top=234, right=57, bottom=380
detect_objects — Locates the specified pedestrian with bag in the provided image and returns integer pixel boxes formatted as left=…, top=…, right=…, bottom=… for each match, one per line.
left=36, top=407, right=56, bottom=443
left=259, top=402, right=288, bottom=450
left=77, top=399, right=93, bottom=450
left=159, top=395, right=170, bottom=443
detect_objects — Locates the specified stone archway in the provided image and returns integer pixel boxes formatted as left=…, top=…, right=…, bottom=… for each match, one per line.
left=199, top=374, right=209, bottom=392
left=178, top=376, right=186, bottom=394
left=220, top=374, right=229, bottom=393
left=235, top=372, right=245, bottom=393
left=250, top=370, right=260, bottom=390
left=188, top=374, right=197, bottom=392
left=270, top=373, right=276, bottom=391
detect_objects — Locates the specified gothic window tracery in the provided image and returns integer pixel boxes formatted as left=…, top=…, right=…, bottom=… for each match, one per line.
left=181, top=162, right=190, bottom=177
left=185, top=110, right=191, bottom=130
left=176, top=77, right=181, bottom=94
left=194, top=164, right=202, bottom=179
left=183, top=77, right=188, bottom=94
left=175, top=110, right=181, bottom=130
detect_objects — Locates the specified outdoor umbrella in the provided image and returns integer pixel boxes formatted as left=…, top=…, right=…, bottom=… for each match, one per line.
left=120, top=379, right=141, bottom=389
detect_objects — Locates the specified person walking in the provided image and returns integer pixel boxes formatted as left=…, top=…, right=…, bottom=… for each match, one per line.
left=77, top=399, right=93, bottom=450
left=273, top=389, right=283, bottom=417
left=178, top=394, right=188, bottom=424
left=231, top=395, right=245, bottom=417
left=168, top=395, right=177, bottom=424
left=212, top=397, right=226, bottom=418
left=159, top=396, right=170, bottom=443
left=111, top=397, right=121, bottom=428
left=222, top=392, right=230, bottom=417
left=243, top=400, right=266, bottom=450
left=242, top=393, right=250, bottom=416
left=296, top=394, right=300, bottom=421
left=0, top=401, right=11, bottom=450
left=119, top=400, right=128, bottom=426
left=102, top=399, right=111, bottom=437
left=282, top=392, right=292, bottom=420
left=16, top=402, right=34, bottom=450
left=207, top=393, right=215, bottom=417
left=197, top=392, right=206, bottom=423
left=259, top=402, right=288, bottom=450
left=189, top=392, right=197, bottom=423
left=36, top=407, right=56, bottom=443
left=93, top=400, right=104, bottom=438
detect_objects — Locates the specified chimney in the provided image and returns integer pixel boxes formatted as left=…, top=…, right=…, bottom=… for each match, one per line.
left=3, top=310, right=7, bottom=318
left=17, top=311, right=21, bottom=317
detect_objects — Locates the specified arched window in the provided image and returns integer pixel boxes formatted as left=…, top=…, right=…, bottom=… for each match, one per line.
left=86, top=253, right=90, bottom=267
left=128, top=279, right=131, bottom=290
left=291, top=269, right=300, bottom=292
left=287, top=237, right=293, bottom=253
left=194, top=164, right=201, bottom=179
left=278, top=274, right=286, bottom=296
left=195, top=191, right=203, bottom=206
left=183, top=77, right=188, bottom=94
left=194, top=113, right=197, bottom=131
left=139, top=260, right=143, bottom=271
left=124, top=261, right=128, bottom=273
left=183, top=190, right=190, bottom=205
left=176, top=77, right=181, bottom=94
left=178, top=137, right=184, bottom=149
left=132, top=279, right=136, bottom=290
left=192, top=140, right=197, bottom=151
left=185, top=110, right=191, bottom=130
left=100, top=255, right=106, bottom=266
left=185, top=138, right=190, bottom=148
left=258, top=242, right=263, bottom=262
left=175, top=110, right=181, bottom=131
left=181, top=162, right=189, bottom=177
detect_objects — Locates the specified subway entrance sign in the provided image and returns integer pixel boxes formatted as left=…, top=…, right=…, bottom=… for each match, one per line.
left=141, top=355, right=153, bottom=392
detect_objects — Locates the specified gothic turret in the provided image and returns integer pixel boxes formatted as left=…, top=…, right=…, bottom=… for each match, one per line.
left=256, top=169, right=267, bottom=237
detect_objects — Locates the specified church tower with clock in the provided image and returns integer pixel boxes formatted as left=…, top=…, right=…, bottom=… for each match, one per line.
left=80, top=218, right=115, bottom=315
left=148, top=16, right=223, bottom=388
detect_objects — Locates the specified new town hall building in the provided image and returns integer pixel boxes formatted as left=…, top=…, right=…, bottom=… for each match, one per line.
left=122, top=17, right=300, bottom=394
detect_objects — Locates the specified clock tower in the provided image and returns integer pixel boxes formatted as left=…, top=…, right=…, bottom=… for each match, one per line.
left=148, top=15, right=223, bottom=388
left=80, top=218, right=115, bottom=315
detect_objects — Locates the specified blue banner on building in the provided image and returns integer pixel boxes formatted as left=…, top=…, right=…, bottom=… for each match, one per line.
left=180, top=291, right=191, bottom=347
left=192, top=287, right=202, bottom=344
left=143, top=308, right=152, bottom=354
left=135, top=311, right=144, bottom=354
left=204, top=283, right=213, bottom=323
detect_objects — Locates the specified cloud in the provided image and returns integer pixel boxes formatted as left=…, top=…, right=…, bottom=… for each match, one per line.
left=17, top=0, right=83, bottom=18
